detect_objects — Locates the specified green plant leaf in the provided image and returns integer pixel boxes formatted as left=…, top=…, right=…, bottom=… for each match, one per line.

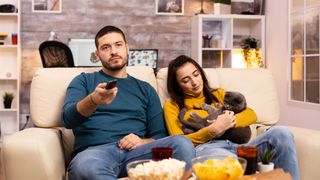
left=259, top=148, right=276, bottom=164
left=2, top=92, right=14, bottom=101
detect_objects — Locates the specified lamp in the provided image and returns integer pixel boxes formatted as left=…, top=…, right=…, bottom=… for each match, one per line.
left=195, top=0, right=206, bottom=15
left=232, top=50, right=247, bottom=68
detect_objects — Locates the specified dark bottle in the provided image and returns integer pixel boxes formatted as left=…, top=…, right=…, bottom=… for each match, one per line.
left=237, top=146, right=258, bottom=175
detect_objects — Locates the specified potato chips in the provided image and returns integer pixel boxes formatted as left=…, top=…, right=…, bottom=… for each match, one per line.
left=192, top=156, right=245, bottom=180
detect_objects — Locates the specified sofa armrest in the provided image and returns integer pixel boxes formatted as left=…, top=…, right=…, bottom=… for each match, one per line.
left=286, top=126, right=320, bottom=180
left=2, top=128, right=66, bottom=180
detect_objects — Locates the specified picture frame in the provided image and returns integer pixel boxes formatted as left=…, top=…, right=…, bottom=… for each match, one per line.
left=231, top=0, right=264, bottom=15
left=231, top=0, right=254, bottom=15
left=253, top=0, right=264, bottom=15
left=127, top=49, right=158, bottom=70
left=32, top=0, right=62, bottom=13
left=155, top=0, right=184, bottom=15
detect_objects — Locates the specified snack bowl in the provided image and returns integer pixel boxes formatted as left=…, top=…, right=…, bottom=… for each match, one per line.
left=127, top=158, right=186, bottom=180
left=192, top=155, right=246, bottom=180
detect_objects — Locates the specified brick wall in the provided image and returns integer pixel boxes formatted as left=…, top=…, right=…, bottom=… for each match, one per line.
left=19, top=0, right=213, bottom=116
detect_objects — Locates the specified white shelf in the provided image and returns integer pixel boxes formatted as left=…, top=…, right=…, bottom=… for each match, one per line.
left=191, top=14, right=265, bottom=68
left=0, top=108, right=18, bottom=112
left=0, top=0, right=20, bottom=134
left=0, top=13, right=18, bottom=16
left=0, top=45, right=18, bottom=48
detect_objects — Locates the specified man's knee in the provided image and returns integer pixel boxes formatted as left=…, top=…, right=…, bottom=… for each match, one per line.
left=69, top=153, right=116, bottom=179
left=170, top=135, right=195, bottom=154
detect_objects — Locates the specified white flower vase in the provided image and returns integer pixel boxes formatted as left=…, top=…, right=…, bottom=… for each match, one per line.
left=258, top=162, right=274, bottom=173
left=214, top=3, right=231, bottom=15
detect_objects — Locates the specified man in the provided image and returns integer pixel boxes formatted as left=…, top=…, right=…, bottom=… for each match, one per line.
left=61, top=25, right=195, bottom=180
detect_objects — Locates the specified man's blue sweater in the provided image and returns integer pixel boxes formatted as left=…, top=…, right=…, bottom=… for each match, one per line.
left=61, top=70, right=167, bottom=158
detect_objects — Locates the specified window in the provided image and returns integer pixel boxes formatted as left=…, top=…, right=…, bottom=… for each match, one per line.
left=290, top=0, right=320, bottom=104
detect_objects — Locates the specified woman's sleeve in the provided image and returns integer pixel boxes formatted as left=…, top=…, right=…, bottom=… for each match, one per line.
left=235, top=107, right=257, bottom=127
left=163, top=100, right=214, bottom=145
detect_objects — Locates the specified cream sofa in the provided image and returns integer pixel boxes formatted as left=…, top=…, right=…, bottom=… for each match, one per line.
left=2, top=66, right=320, bottom=180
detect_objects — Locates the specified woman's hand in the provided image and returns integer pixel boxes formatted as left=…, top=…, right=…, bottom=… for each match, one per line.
left=206, top=110, right=236, bottom=137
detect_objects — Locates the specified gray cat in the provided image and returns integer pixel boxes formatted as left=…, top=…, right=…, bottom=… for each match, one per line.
left=178, top=91, right=251, bottom=144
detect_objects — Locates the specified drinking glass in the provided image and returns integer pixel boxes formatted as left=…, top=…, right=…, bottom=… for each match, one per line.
left=151, top=147, right=173, bottom=161
left=237, top=146, right=258, bottom=175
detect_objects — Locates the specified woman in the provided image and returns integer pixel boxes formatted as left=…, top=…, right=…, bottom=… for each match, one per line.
left=164, top=55, right=299, bottom=180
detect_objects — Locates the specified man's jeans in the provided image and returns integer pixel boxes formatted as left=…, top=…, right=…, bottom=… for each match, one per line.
left=68, top=135, right=195, bottom=180
left=196, top=126, right=300, bottom=180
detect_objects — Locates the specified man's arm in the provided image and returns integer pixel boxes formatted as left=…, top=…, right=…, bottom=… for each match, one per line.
left=61, top=74, right=117, bottom=128
left=76, top=83, right=117, bottom=117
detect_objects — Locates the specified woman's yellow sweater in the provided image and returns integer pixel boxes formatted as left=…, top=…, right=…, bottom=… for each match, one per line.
left=163, top=88, right=257, bottom=145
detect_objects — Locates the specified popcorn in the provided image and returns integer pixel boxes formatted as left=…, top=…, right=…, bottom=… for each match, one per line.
left=127, top=158, right=186, bottom=180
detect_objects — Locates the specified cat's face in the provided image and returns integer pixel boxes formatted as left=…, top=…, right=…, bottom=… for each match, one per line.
left=223, top=91, right=247, bottom=113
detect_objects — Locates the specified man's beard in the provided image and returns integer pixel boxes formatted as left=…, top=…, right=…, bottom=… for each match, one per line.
left=103, top=55, right=128, bottom=71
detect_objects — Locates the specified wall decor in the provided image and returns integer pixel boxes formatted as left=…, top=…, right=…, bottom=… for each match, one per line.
left=32, top=0, right=61, bottom=13
left=231, top=0, right=254, bottom=14
left=155, top=0, right=184, bottom=15
left=128, top=49, right=158, bottom=70
left=253, top=0, right=264, bottom=15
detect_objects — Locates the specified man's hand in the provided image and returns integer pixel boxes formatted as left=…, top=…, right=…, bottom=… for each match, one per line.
left=91, top=82, right=118, bottom=106
left=77, top=82, right=118, bottom=117
left=118, top=133, right=154, bottom=151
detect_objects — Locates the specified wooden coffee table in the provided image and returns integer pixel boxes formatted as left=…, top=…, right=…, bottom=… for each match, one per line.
left=120, top=168, right=291, bottom=180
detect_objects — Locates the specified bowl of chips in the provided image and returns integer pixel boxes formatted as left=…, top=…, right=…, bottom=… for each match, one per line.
left=192, top=155, right=246, bottom=180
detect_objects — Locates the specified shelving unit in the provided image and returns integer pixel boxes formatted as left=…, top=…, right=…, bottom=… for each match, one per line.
left=191, top=14, right=265, bottom=68
left=0, top=0, right=20, bottom=136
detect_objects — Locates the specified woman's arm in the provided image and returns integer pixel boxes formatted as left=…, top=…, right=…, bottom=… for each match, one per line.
left=235, top=107, right=257, bottom=127
left=163, top=100, right=214, bottom=145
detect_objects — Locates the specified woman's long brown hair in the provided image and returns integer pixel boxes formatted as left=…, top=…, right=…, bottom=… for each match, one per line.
left=167, top=55, right=218, bottom=109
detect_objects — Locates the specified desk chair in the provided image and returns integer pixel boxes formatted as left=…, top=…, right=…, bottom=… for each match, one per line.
left=39, top=40, right=75, bottom=67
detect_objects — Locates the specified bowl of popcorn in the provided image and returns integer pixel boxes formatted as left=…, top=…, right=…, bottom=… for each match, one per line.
left=126, top=158, right=186, bottom=180
left=191, top=155, right=247, bottom=180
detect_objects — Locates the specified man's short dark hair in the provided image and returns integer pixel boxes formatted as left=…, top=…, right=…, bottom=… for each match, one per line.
left=95, top=25, right=127, bottom=48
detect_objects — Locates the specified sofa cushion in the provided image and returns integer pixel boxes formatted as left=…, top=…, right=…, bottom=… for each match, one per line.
left=215, top=68, right=279, bottom=125
left=30, top=66, right=157, bottom=128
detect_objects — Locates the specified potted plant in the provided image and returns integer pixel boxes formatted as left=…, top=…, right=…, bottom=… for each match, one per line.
left=2, top=91, right=14, bottom=109
left=240, top=36, right=264, bottom=68
left=258, top=148, right=276, bottom=173
left=213, top=0, right=231, bottom=14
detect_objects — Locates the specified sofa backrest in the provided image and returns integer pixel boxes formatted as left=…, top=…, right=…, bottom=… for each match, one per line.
left=30, top=66, right=279, bottom=128
left=30, top=66, right=157, bottom=128
left=156, top=68, right=280, bottom=125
